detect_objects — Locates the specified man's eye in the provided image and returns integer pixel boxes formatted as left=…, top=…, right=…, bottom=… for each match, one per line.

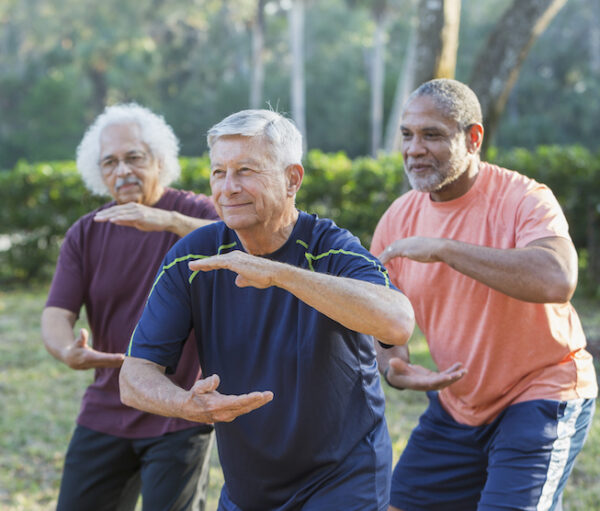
left=127, top=154, right=143, bottom=164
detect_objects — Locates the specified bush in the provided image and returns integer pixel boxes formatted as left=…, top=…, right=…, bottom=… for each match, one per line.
left=1, top=146, right=599, bottom=293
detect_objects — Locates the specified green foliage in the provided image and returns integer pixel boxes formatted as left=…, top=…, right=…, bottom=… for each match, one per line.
left=0, top=161, right=105, bottom=284
left=2, top=146, right=600, bottom=294
left=1, top=0, right=597, bottom=168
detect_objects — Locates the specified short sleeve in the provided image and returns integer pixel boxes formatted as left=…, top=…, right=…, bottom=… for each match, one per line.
left=515, top=184, right=571, bottom=248
left=311, top=222, right=396, bottom=291
left=371, top=207, right=392, bottom=258
left=127, top=250, right=194, bottom=373
left=46, top=223, right=85, bottom=314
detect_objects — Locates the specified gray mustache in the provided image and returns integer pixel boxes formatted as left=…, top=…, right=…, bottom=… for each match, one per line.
left=115, top=176, right=142, bottom=191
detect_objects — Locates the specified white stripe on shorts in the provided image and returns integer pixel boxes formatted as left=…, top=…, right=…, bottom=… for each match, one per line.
left=536, top=399, right=584, bottom=511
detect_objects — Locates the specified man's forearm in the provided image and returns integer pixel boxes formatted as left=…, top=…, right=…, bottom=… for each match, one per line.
left=437, top=237, right=577, bottom=303
left=119, top=357, right=187, bottom=418
left=168, top=211, right=215, bottom=238
left=273, top=265, right=414, bottom=346
left=41, top=307, right=77, bottom=363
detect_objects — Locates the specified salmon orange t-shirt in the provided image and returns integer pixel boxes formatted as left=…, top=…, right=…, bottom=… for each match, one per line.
left=371, top=163, right=597, bottom=426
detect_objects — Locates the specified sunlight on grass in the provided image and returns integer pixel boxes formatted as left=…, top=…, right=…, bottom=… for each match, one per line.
left=1, top=288, right=598, bottom=510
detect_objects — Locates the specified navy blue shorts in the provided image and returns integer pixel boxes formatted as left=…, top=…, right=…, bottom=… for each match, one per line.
left=390, top=392, right=595, bottom=511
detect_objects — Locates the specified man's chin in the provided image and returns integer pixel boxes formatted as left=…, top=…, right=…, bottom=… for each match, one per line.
left=115, top=191, right=143, bottom=204
left=406, top=175, right=443, bottom=193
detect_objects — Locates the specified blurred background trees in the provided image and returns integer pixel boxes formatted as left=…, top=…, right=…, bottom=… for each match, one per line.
left=1, top=0, right=598, bottom=168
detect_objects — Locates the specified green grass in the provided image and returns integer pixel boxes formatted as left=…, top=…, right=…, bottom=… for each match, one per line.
left=0, top=287, right=598, bottom=510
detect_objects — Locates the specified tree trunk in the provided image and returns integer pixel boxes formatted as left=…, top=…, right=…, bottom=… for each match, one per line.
left=589, top=0, right=600, bottom=74
left=469, top=0, right=567, bottom=154
left=289, top=0, right=307, bottom=150
left=384, top=0, right=418, bottom=153
left=370, top=5, right=387, bottom=156
left=412, top=0, right=461, bottom=86
left=87, top=64, right=108, bottom=114
left=250, top=0, right=267, bottom=109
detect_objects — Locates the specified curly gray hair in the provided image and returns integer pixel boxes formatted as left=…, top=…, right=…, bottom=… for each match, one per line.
left=76, top=103, right=181, bottom=196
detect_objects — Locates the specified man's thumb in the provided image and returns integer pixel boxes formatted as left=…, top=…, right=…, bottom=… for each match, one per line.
left=76, top=328, right=89, bottom=347
left=192, top=374, right=220, bottom=395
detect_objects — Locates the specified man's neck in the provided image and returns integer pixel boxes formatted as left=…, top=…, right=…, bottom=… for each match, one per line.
left=236, top=209, right=300, bottom=256
left=430, top=158, right=481, bottom=202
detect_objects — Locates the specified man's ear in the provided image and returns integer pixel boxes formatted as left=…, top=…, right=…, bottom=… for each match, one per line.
left=466, top=123, right=484, bottom=153
left=285, top=164, right=304, bottom=196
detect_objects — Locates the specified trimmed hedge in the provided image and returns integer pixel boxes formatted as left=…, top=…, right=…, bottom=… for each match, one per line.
left=1, top=146, right=599, bottom=293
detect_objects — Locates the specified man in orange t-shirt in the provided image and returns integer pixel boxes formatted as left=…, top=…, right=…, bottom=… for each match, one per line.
left=371, top=79, right=597, bottom=511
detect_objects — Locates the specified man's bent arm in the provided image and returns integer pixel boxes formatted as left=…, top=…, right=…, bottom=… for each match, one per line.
left=277, top=267, right=414, bottom=346
left=382, top=236, right=577, bottom=303
left=94, top=203, right=215, bottom=237
left=190, top=252, right=415, bottom=346
left=120, top=356, right=274, bottom=423
left=41, top=306, right=124, bottom=369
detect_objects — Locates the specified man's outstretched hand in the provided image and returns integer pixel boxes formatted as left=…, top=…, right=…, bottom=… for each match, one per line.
left=384, top=357, right=466, bottom=391
left=181, top=375, right=274, bottom=423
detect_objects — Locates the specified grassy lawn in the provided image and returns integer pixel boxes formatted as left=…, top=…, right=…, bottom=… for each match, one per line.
left=1, top=286, right=598, bottom=510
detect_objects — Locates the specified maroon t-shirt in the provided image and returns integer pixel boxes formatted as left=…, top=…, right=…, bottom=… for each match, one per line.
left=46, top=188, right=219, bottom=438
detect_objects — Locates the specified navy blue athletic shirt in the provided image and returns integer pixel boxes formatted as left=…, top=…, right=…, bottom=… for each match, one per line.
left=129, top=211, right=395, bottom=510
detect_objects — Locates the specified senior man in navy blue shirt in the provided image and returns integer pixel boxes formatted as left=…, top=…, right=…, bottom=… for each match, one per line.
left=120, top=109, right=415, bottom=511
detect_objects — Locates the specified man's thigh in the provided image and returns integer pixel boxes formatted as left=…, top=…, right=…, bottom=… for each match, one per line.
left=479, top=398, right=595, bottom=511
left=56, top=425, right=141, bottom=511
left=390, top=392, right=488, bottom=511
left=137, top=425, right=214, bottom=511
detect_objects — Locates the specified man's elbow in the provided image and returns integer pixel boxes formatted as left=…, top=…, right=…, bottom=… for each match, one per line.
left=118, top=362, right=137, bottom=407
left=379, top=304, right=415, bottom=346
left=544, top=274, right=577, bottom=303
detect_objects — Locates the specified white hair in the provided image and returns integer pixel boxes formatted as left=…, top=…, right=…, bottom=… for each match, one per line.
left=76, top=103, right=181, bottom=196
left=207, top=109, right=303, bottom=168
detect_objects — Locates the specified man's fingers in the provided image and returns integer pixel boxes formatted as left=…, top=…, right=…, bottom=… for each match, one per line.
left=441, top=362, right=467, bottom=380
left=444, top=362, right=463, bottom=373
left=378, top=246, right=394, bottom=265
left=216, top=391, right=274, bottom=421
left=196, top=390, right=274, bottom=423
left=388, top=356, right=410, bottom=373
left=192, top=374, right=221, bottom=394
left=189, top=259, right=222, bottom=272
left=75, top=328, right=88, bottom=347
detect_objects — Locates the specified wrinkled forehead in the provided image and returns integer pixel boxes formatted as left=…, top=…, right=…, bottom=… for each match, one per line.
left=99, top=122, right=147, bottom=157
left=209, top=134, right=279, bottom=168
left=401, top=95, right=460, bottom=131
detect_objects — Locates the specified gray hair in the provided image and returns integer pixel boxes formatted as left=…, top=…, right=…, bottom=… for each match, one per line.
left=76, top=103, right=181, bottom=196
left=207, top=109, right=303, bottom=168
left=407, top=79, right=483, bottom=130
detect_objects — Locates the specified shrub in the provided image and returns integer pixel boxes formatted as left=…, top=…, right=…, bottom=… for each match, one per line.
left=1, top=147, right=599, bottom=294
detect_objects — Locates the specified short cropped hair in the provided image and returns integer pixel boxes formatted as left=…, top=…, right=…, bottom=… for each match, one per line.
left=407, top=79, right=483, bottom=130
left=207, top=109, right=303, bottom=168
left=76, top=103, right=181, bottom=196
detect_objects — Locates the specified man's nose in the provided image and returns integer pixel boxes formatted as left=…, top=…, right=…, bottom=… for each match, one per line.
left=114, top=159, right=132, bottom=176
left=222, top=171, right=242, bottom=194
left=405, top=136, right=426, bottom=157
